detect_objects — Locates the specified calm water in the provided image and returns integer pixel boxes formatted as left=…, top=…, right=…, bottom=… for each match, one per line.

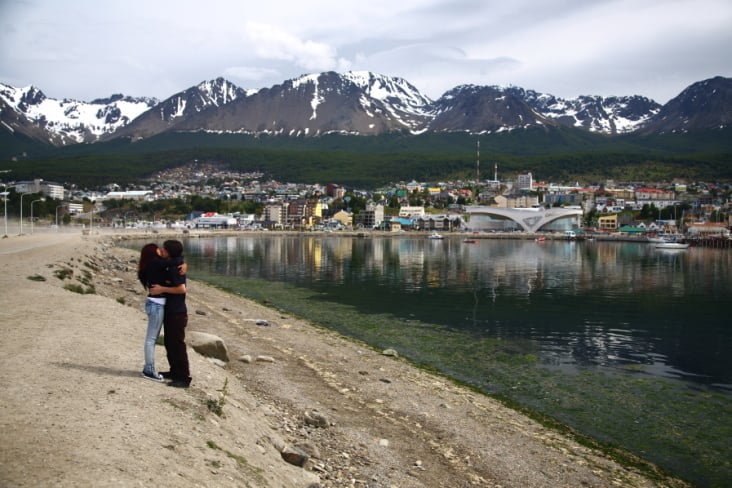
left=134, top=235, right=732, bottom=486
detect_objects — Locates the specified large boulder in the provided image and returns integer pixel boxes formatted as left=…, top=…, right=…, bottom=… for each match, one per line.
left=187, top=331, right=229, bottom=362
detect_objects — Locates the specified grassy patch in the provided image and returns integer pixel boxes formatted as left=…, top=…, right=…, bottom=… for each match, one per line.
left=27, top=274, right=46, bottom=282
left=54, top=267, right=73, bottom=280
left=77, top=269, right=93, bottom=286
left=206, top=440, right=265, bottom=481
left=63, top=283, right=96, bottom=294
left=206, top=378, right=229, bottom=417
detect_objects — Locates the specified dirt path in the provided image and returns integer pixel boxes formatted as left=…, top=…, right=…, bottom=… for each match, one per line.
left=0, top=231, right=687, bottom=487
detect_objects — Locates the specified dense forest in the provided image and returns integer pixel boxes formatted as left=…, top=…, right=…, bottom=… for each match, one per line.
left=3, top=126, right=731, bottom=188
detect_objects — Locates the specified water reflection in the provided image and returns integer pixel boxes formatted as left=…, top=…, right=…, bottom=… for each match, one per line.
left=183, top=235, right=731, bottom=388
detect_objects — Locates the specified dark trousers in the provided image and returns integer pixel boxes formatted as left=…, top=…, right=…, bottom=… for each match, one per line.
left=163, top=312, right=190, bottom=382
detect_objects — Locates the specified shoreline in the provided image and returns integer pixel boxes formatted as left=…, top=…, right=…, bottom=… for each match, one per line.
left=11, top=221, right=730, bottom=249
left=0, top=231, right=688, bottom=487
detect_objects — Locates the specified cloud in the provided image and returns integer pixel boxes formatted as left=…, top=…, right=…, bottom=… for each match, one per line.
left=0, top=0, right=729, bottom=103
left=223, top=66, right=281, bottom=83
left=244, top=23, right=339, bottom=72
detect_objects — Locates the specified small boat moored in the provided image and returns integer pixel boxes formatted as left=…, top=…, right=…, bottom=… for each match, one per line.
left=428, top=232, right=444, bottom=240
left=655, top=242, right=690, bottom=249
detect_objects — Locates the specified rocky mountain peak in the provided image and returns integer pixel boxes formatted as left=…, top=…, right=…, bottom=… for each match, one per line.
left=1, top=74, right=730, bottom=145
left=638, top=76, right=732, bottom=134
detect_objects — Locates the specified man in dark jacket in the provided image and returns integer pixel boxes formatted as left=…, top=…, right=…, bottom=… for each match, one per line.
left=150, top=239, right=191, bottom=388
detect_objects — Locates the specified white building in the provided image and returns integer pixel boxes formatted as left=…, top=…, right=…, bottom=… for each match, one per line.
left=15, top=179, right=65, bottom=200
left=104, top=190, right=153, bottom=201
left=67, top=203, right=84, bottom=215
left=464, top=206, right=583, bottom=233
left=399, top=206, right=425, bottom=217
left=516, top=172, right=533, bottom=191
left=189, top=212, right=238, bottom=229
left=264, top=201, right=288, bottom=227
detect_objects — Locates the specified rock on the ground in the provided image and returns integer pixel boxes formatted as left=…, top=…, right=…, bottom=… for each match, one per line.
left=187, top=330, right=229, bottom=362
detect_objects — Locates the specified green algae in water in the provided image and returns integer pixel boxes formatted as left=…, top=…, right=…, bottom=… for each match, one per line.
left=192, top=271, right=731, bottom=487
left=121, top=237, right=732, bottom=486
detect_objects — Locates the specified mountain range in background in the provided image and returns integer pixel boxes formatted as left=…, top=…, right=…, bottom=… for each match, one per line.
left=2, top=72, right=731, bottom=149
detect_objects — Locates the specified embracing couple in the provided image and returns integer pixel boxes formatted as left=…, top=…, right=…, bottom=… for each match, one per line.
left=136, top=239, right=191, bottom=388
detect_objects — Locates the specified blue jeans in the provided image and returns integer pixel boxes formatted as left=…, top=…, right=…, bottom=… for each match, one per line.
left=143, top=300, right=165, bottom=374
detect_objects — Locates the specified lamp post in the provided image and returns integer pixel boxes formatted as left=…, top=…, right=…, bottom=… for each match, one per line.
left=55, top=205, right=63, bottom=228
left=0, top=171, right=11, bottom=237
left=124, top=211, right=133, bottom=230
left=19, top=192, right=32, bottom=235
left=31, top=198, right=44, bottom=234
left=1, top=184, right=8, bottom=237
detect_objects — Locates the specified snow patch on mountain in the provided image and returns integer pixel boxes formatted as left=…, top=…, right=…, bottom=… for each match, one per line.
left=310, top=78, right=323, bottom=120
left=0, top=83, right=156, bottom=143
left=343, top=71, right=433, bottom=110
left=3, top=73, right=726, bottom=143
left=342, top=71, right=433, bottom=129
left=513, top=88, right=661, bottom=134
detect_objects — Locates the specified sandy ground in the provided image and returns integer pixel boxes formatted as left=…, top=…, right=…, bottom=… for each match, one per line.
left=0, top=230, right=688, bottom=487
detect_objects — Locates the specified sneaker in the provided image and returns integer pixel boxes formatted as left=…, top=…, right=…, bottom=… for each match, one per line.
left=167, top=379, right=191, bottom=388
left=142, top=370, right=164, bottom=382
left=159, top=371, right=172, bottom=379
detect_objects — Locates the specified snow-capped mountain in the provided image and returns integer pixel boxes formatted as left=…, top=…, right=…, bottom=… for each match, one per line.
left=509, top=88, right=662, bottom=134
left=1, top=73, right=730, bottom=147
left=168, top=71, right=432, bottom=136
left=340, top=71, right=433, bottom=129
left=636, top=76, right=732, bottom=134
left=427, top=85, right=553, bottom=133
left=107, top=77, right=251, bottom=141
left=0, top=83, right=156, bottom=144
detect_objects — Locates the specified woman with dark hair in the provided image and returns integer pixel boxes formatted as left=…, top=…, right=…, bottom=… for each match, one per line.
left=137, top=243, right=185, bottom=382
left=149, top=239, right=191, bottom=388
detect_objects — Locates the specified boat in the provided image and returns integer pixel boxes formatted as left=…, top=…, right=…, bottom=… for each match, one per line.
left=462, top=238, right=477, bottom=244
left=655, top=242, right=690, bottom=249
left=534, top=236, right=546, bottom=243
left=428, top=232, right=444, bottom=240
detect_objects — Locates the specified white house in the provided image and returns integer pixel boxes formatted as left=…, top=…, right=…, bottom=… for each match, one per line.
left=104, top=190, right=153, bottom=201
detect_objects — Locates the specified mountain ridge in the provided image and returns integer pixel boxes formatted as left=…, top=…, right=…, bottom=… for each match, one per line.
left=1, top=73, right=730, bottom=149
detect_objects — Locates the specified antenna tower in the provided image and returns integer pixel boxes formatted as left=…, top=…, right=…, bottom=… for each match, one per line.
left=476, top=141, right=480, bottom=180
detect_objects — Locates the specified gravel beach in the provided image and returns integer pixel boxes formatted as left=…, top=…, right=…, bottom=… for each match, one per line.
left=0, top=230, right=688, bottom=487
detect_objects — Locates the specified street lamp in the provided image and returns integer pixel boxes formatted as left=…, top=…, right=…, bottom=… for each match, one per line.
left=124, top=211, right=134, bottom=230
left=1, top=184, right=8, bottom=237
left=31, top=198, right=44, bottom=234
left=0, top=171, right=11, bottom=237
left=56, top=205, right=63, bottom=228
left=19, top=192, right=32, bottom=235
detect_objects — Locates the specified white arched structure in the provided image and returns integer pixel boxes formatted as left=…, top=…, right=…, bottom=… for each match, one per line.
left=464, top=206, right=583, bottom=233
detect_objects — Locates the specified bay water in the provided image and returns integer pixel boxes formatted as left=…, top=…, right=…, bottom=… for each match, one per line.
left=135, top=235, right=731, bottom=486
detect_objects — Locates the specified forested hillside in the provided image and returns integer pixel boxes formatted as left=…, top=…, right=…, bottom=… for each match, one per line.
left=4, top=127, right=731, bottom=188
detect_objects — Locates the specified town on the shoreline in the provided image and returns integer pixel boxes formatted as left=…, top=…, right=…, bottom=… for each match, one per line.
left=2, top=162, right=731, bottom=241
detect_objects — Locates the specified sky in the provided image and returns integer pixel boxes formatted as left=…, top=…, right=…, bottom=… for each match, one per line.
left=1, top=0, right=730, bottom=104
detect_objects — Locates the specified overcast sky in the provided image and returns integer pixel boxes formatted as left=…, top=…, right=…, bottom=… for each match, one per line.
left=1, top=0, right=730, bottom=104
